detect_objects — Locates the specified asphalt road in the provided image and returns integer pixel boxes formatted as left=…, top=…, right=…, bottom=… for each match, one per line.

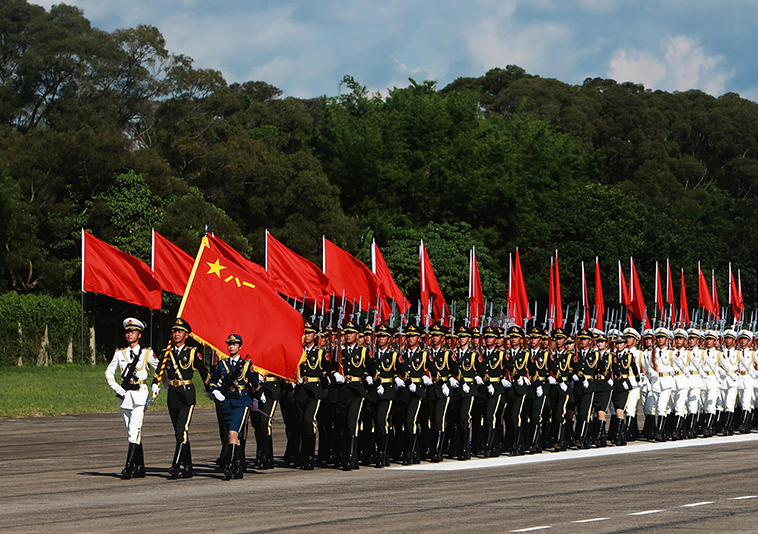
left=2, top=408, right=758, bottom=533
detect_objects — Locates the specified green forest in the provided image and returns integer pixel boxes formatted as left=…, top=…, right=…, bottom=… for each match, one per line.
left=2, top=0, right=758, bottom=361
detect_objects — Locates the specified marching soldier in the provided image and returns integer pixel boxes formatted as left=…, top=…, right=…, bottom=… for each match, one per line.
left=152, top=318, right=210, bottom=479
left=610, top=330, right=639, bottom=446
left=684, top=329, right=704, bottom=438
left=700, top=330, right=721, bottom=437
left=719, top=330, right=740, bottom=435
left=526, top=327, right=550, bottom=453
left=427, top=324, right=456, bottom=462
left=480, top=326, right=506, bottom=457
left=670, top=329, right=690, bottom=440
left=549, top=328, right=573, bottom=451
left=295, top=321, right=328, bottom=470
left=451, top=325, right=480, bottom=460
left=505, top=326, right=529, bottom=456
left=737, top=330, right=757, bottom=433
left=209, top=334, right=261, bottom=480
left=105, top=318, right=159, bottom=479
left=592, top=330, right=612, bottom=447
left=252, top=366, right=282, bottom=469
left=622, top=328, right=643, bottom=441
left=650, top=328, right=675, bottom=441
left=573, top=328, right=599, bottom=449
left=397, top=324, right=430, bottom=464
left=332, top=321, right=374, bottom=470
left=372, top=324, right=403, bottom=467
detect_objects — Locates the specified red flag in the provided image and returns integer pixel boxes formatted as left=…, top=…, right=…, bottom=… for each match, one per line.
left=594, top=257, right=604, bottom=330
left=581, top=261, right=591, bottom=327
left=324, top=237, right=377, bottom=312
left=82, top=229, right=162, bottom=309
left=420, top=241, right=449, bottom=326
left=619, top=261, right=633, bottom=325
left=469, top=247, right=485, bottom=327
left=178, top=235, right=304, bottom=380
left=513, top=248, right=531, bottom=322
left=711, top=270, right=721, bottom=319
left=630, top=257, right=650, bottom=329
left=215, top=236, right=267, bottom=279
left=151, top=230, right=194, bottom=296
left=680, top=268, right=690, bottom=326
left=266, top=231, right=330, bottom=306
left=697, top=263, right=715, bottom=317
left=729, top=264, right=743, bottom=321
left=666, top=259, right=676, bottom=323
left=554, top=250, right=563, bottom=327
left=372, top=240, right=409, bottom=317
left=508, top=254, right=521, bottom=325
left=654, top=261, right=664, bottom=320
left=548, top=257, right=555, bottom=327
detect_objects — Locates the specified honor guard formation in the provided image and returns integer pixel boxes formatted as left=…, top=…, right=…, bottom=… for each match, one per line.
left=106, top=316, right=758, bottom=478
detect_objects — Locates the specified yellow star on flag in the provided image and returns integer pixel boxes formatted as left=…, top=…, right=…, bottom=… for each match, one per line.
left=206, top=259, right=227, bottom=278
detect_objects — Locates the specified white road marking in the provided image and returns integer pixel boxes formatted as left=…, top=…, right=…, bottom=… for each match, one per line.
left=510, top=527, right=552, bottom=532
left=731, top=495, right=758, bottom=500
left=681, top=501, right=714, bottom=507
left=394, top=433, right=758, bottom=471
left=571, top=517, right=610, bottom=523
left=628, top=509, right=666, bottom=515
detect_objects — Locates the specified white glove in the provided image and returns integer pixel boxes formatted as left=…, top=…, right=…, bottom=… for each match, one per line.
left=422, top=375, right=433, bottom=387
left=394, top=376, right=405, bottom=389
left=728, top=372, right=737, bottom=380
left=377, top=384, right=385, bottom=396
left=717, top=368, right=726, bottom=380
left=559, top=382, right=568, bottom=392
left=623, top=382, right=629, bottom=390
left=474, top=376, right=484, bottom=386
left=536, top=385, right=543, bottom=397
left=572, top=374, right=580, bottom=382
left=487, top=384, right=495, bottom=396
left=114, top=385, right=126, bottom=397
left=583, top=379, right=590, bottom=389
left=365, top=376, right=374, bottom=386
left=333, top=372, right=345, bottom=384
left=750, top=369, right=758, bottom=380
left=462, top=383, right=470, bottom=394
left=151, top=383, right=160, bottom=398
left=629, top=375, right=638, bottom=387
left=649, top=369, right=659, bottom=378
left=607, top=379, right=614, bottom=386
left=409, top=383, right=417, bottom=393
left=441, top=384, right=450, bottom=397
left=212, top=390, right=226, bottom=403
left=524, top=377, right=532, bottom=386
left=683, top=368, right=691, bottom=377
left=259, top=392, right=267, bottom=404
left=298, top=377, right=303, bottom=384
left=517, top=377, right=525, bottom=387
left=501, top=378, right=511, bottom=388
left=449, top=377, right=459, bottom=388
left=547, top=376, right=557, bottom=385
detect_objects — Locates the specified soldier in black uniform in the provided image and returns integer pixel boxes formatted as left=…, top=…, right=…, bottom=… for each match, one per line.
left=209, top=334, right=261, bottom=480
left=358, top=324, right=377, bottom=466
left=592, top=331, right=613, bottom=447
left=427, top=323, right=455, bottom=462
left=573, top=329, right=600, bottom=449
left=152, top=318, right=210, bottom=479
left=295, top=321, right=328, bottom=470
left=548, top=328, right=573, bottom=451
left=452, top=326, right=480, bottom=460
left=251, top=364, right=282, bottom=469
left=396, top=324, right=430, bottom=464
left=610, top=331, right=640, bottom=446
left=505, top=326, right=529, bottom=456
left=317, top=326, right=337, bottom=466
left=372, top=324, right=402, bottom=467
left=480, top=326, right=506, bottom=457
left=525, top=327, right=550, bottom=453
left=332, top=321, right=374, bottom=470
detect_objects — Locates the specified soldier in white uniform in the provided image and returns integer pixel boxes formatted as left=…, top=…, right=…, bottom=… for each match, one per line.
left=718, top=330, right=740, bottom=436
left=736, top=330, right=756, bottom=433
left=700, top=330, right=721, bottom=437
left=670, top=329, right=690, bottom=440
left=105, top=318, right=159, bottom=479
left=684, top=329, right=703, bottom=438
left=650, top=328, right=674, bottom=441
left=622, top=328, right=642, bottom=441
left=639, top=329, right=657, bottom=440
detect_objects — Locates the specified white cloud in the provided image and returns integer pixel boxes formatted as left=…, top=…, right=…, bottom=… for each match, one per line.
left=607, top=36, right=734, bottom=95
left=578, top=0, right=618, bottom=13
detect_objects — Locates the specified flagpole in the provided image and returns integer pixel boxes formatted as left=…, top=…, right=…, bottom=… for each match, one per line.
left=80, top=228, right=85, bottom=377
left=265, top=229, right=269, bottom=271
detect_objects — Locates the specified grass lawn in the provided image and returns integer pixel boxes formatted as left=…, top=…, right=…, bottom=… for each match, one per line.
left=0, top=364, right=215, bottom=418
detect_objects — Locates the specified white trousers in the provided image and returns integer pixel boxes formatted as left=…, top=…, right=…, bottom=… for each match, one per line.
left=121, top=405, right=145, bottom=444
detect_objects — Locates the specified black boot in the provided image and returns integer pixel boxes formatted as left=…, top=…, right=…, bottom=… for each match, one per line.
left=614, top=419, right=625, bottom=446
left=618, top=419, right=628, bottom=446
left=745, top=411, right=753, bottom=434
left=608, top=415, right=618, bottom=444
left=702, top=413, right=715, bottom=437
left=459, top=427, right=471, bottom=460
left=238, top=438, right=247, bottom=473
left=597, top=420, right=607, bottom=448
left=579, top=420, right=592, bottom=449
left=121, top=442, right=137, bottom=479
left=375, top=434, right=387, bottom=468
left=723, top=411, right=735, bottom=436
left=642, top=414, right=656, bottom=440
left=673, top=416, right=685, bottom=441
left=132, top=443, right=145, bottom=478
left=181, top=441, right=193, bottom=478
left=510, top=426, right=524, bottom=456
left=553, top=422, right=566, bottom=452
left=405, top=432, right=418, bottom=465
left=234, top=441, right=245, bottom=478
left=574, top=420, right=584, bottom=449
left=224, top=444, right=237, bottom=480
left=528, top=423, right=542, bottom=454
left=262, top=435, right=274, bottom=469
left=627, top=416, right=639, bottom=441
left=168, top=442, right=184, bottom=479
left=654, top=416, right=667, bottom=442
left=431, top=431, right=444, bottom=462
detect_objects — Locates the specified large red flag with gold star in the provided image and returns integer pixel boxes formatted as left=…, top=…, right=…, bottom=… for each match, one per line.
left=178, top=235, right=304, bottom=380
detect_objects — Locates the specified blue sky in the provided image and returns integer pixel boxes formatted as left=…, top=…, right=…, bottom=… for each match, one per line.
left=36, top=0, right=758, bottom=101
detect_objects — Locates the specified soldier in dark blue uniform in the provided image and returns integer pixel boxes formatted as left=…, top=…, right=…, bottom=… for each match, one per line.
left=209, top=334, right=261, bottom=480
left=152, top=318, right=210, bottom=479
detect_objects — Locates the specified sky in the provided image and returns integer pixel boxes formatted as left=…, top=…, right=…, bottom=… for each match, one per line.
left=34, top=0, right=758, bottom=101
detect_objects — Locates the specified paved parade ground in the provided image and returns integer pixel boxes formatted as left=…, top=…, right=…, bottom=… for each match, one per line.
left=2, top=409, right=758, bottom=533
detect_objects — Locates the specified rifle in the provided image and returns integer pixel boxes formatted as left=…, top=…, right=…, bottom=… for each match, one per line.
left=215, top=358, right=245, bottom=404
left=465, top=302, right=470, bottom=327
left=570, top=304, right=580, bottom=337
left=450, top=300, right=457, bottom=333
left=390, top=301, right=397, bottom=329
left=117, top=348, right=142, bottom=399
left=425, top=297, right=433, bottom=332
left=337, top=291, right=346, bottom=329
left=318, top=299, right=324, bottom=333
left=487, top=301, right=494, bottom=327
left=416, top=300, right=422, bottom=327
left=563, top=305, right=569, bottom=329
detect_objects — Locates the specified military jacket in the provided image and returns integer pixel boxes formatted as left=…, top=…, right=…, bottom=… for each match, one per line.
left=296, top=344, right=327, bottom=401
left=210, top=357, right=259, bottom=407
